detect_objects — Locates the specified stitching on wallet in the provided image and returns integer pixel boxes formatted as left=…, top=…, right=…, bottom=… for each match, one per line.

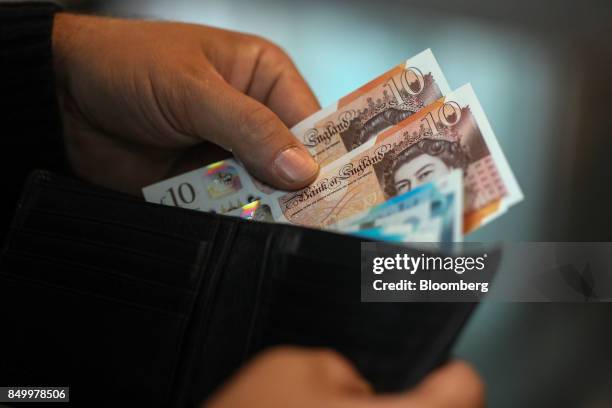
left=242, top=227, right=275, bottom=360
left=168, top=216, right=235, bottom=406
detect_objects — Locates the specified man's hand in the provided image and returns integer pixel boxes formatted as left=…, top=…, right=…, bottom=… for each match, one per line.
left=52, top=14, right=320, bottom=194
left=204, top=347, right=484, bottom=408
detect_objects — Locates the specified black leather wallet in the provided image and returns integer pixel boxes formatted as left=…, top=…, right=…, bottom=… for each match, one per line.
left=0, top=171, right=476, bottom=407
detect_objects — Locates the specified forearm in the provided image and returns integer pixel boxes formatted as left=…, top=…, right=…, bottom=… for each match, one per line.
left=0, top=2, right=68, bottom=239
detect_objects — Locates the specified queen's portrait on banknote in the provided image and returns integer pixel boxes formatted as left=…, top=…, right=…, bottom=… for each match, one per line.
left=377, top=138, right=470, bottom=197
left=268, top=85, right=522, bottom=231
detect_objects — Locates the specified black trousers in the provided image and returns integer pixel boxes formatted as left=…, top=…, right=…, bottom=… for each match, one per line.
left=0, top=171, right=474, bottom=407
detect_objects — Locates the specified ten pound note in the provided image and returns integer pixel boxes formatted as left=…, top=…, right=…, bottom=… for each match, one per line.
left=144, top=83, right=522, bottom=234
left=239, top=84, right=522, bottom=232
left=293, top=49, right=451, bottom=167
left=142, top=49, right=450, bottom=215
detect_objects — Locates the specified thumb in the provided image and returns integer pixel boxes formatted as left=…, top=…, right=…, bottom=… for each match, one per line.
left=190, top=77, right=319, bottom=190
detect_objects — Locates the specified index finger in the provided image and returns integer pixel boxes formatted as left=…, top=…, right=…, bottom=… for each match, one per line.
left=245, top=44, right=321, bottom=127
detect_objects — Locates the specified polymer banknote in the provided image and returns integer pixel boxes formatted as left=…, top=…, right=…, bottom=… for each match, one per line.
left=146, top=84, right=522, bottom=234
left=142, top=159, right=269, bottom=214
left=227, top=173, right=461, bottom=242
left=142, top=49, right=450, bottom=214
left=292, top=49, right=450, bottom=167
left=234, top=84, right=522, bottom=232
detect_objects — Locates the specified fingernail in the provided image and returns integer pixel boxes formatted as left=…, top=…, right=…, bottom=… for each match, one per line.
left=273, top=146, right=319, bottom=184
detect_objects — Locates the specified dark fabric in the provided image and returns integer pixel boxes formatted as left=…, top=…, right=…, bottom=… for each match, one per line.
left=0, top=171, right=475, bottom=407
left=0, top=2, right=67, bottom=243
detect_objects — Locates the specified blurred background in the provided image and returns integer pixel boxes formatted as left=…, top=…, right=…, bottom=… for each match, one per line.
left=59, top=0, right=612, bottom=406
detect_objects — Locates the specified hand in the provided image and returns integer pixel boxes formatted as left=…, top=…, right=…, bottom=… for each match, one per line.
left=204, top=347, right=484, bottom=408
left=52, top=14, right=320, bottom=194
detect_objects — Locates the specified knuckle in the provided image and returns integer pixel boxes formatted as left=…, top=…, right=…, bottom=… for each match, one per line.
left=240, top=35, right=295, bottom=81
left=264, top=44, right=292, bottom=68
left=247, top=33, right=271, bottom=48
left=265, top=41, right=290, bottom=60
left=241, top=34, right=273, bottom=54
left=261, top=345, right=303, bottom=360
left=312, top=349, right=354, bottom=376
left=246, top=35, right=292, bottom=66
left=457, top=361, right=483, bottom=384
left=252, top=346, right=310, bottom=369
left=246, top=34, right=281, bottom=52
left=464, top=366, right=486, bottom=404
left=314, top=348, right=345, bottom=364
left=309, top=349, right=371, bottom=391
left=447, top=362, right=486, bottom=406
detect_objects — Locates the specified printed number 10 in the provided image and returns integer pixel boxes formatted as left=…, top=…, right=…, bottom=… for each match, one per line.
left=162, top=182, right=196, bottom=206
left=421, top=101, right=462, bottom=133
left=384, top=67, right=425, bottom=105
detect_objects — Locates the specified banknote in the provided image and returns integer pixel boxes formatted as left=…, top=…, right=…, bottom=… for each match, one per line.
left=336, top=169, right=463, bottom=242
left=350, top=222, right=442, bottom=243
left=334, top=169, right=461, bottom=228
left=142, top=159, right=269, bottom=213
left=229, top=171, right=461, bottom=242
left=228, top=198, right=446, bottom=242
left=226, top=199, right=276, bottom=222
left=292, top=49, right=450, bottom=167
left=228, top=170, right=461, bottom=224
left=143, top=50, right=449, bottom=214
left=144, top=84, right=522, bottom=233
left=252, top=84, right=522, bottom=232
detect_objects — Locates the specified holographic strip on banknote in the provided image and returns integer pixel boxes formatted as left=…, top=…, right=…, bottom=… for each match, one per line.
left=227, top=199, right=275, bottom=222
